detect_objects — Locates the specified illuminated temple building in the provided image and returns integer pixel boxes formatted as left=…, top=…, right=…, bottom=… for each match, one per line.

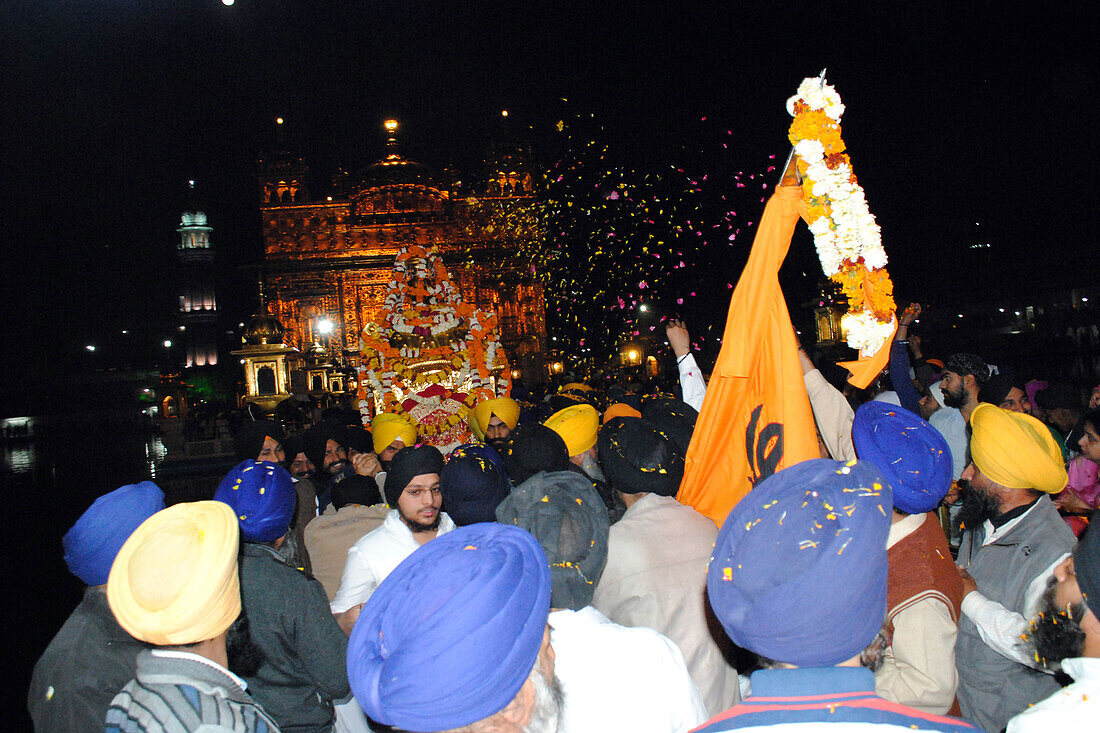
left=242, top=119, right=546, bottom=407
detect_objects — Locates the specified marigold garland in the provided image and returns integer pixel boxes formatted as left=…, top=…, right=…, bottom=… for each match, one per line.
left=787, top=77, right=896, bottom=357
left=358, top=245, right=511, bottom=438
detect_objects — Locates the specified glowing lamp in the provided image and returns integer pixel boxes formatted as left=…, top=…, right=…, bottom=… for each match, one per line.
left=383, top=119, right=399, bottom=133
left=627, top=349, right=639, bottom=362
left=511, top=369, right=521, bottom=379
left=163, top=340, right=173, bottom=348
left=222, top=0, right=234, bottom=5
left=638, top=304, right=649, bottom=312
left=501, top=109, right=509, bottom=117
left=316, top=318, right=334, bottom=335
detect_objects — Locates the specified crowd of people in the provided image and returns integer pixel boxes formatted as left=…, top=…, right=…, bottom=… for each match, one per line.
left=27, top=312, right=1100, bottom=732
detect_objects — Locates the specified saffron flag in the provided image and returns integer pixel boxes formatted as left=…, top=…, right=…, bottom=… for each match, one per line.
left=677, top=184, right=820, bottom=527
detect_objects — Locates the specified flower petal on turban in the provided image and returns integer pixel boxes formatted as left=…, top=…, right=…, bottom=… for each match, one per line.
left=347, top=524, right=551, bottom=731
left=544, top=404, right=599, bottom=457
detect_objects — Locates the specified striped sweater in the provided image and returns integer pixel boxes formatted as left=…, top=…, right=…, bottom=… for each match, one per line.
left=691, top=668, right=983, bottom=732
left=106, top=650, right=279, bottom=733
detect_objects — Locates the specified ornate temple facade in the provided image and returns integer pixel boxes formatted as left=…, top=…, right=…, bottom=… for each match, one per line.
left=251, top=119, right=546, bottom=403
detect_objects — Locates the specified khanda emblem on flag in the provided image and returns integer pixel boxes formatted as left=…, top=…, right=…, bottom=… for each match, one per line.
left=745, top=404, right=784, bottom=486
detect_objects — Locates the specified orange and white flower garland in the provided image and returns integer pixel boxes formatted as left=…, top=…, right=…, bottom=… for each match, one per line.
left=787, top=77, right=896, bottom=357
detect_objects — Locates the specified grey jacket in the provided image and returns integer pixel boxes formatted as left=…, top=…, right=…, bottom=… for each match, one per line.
left=239, top=543, right=350, bottom=733
left=955, top=495, right=1075, bottom=733
left=28, top=585, right=147, bottom=732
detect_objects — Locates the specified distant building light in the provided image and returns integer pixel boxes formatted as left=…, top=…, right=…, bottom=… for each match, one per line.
left=178, top=325, right=186, bottom=331
left=276, top=117, right=284, bottom=125
left=957, top=314, right=964, bottom=318
left=501, top=109, right=509, bottom=117
left=383, top=119, right=399, bottom=133
left=1015, top=311, right=1021, bottom=316
left=639, top=304, right=649, bottom=312
left=163, top=340, right=173, bottom=348
left=222, top=0, right=235, bottom=5
left=998, top=308, right=1005, bottom=313
left=121, top=329, right=129, bottom=334
left=1083, top=297, right=1090, bottom=303
left=326, top=196, right=333, bottom=201
left=85, top=344, right=96, bottom=352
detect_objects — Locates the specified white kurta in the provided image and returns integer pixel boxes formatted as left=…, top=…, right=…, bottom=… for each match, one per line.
left=1006, top=657, right=1099, bottom=732
left=329, top=509, right=455, bottom=613
left=550, top=606, right=707, bottom=733
left=592, top=493, right=741, bottom=717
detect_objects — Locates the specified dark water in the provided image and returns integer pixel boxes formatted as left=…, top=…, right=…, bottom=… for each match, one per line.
left=7, top=420, right=234, bottom=731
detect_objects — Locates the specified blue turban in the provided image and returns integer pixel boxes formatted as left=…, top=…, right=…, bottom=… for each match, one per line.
left=852, top=402, right=953, bottom=514
left=214, top=460, right=297, bottom=543
left=441, top=445, right=511, bottom=525
left=63, top=482, right=165, bottom=586
left=708, top=459, right=893, bottom=667
left=347, top=524, right=551, bottom=731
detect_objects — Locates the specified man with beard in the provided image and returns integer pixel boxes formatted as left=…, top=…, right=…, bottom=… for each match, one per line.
left=592, top=417, right=741, bottom=718
left=953, top=403, right=1076, bottom=732
left=215, top=460, right=351, bottom=732
left=1007, top=519, right=1100, bottom=730
left=370, top=412, right=417, bottom=467
left=306, top=422, right=382, bottom=515
left=346, top=524, right=562, bottom=733
left=940, top=353, right=990, bottom=424
left=545, top=403, right=625, bottom=523
left=329, top=446, right=455, bottom=630
left=469, top=396, right=520, bottom=451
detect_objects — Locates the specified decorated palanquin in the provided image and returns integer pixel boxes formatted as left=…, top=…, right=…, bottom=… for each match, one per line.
left=358, top=245, right=511, bottom=451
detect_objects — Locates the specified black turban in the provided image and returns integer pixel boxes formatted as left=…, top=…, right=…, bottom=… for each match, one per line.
left=233, top=419, right=285, bottom=463
left=598, top=416, right=684, bottom=496
left=500, top=423, right=571, bottom=486
left=979, top=373, right=1022, bottom=407
left=441, top=445, right=511, bottom=526
left=640, top=397, right=698, bottom=458
left=944, top=353, right=990, bottom=383
left=331, top=475, right=382, bottom=510
left=282, top=432, right=307, bottom=461
left=496, top=470, right=609, bottom=610
left=384, top=445, right=444, bottom=507
left=304, top=421, right=347, bottom=471
left=344, top=425, right=374, bottom=455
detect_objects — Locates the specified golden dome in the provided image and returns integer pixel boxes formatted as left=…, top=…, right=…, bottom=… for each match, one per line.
left=243, top=312, right=285, bottom=346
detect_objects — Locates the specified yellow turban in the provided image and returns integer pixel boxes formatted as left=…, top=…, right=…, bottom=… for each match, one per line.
left=107, top=501, right=241, bottom=646
left=970, top=403, right=1068, bottom=493
left=545, top=404, right=599, bottom=457
left=372, top=413, right=417, bottom=455
left=561, top=382, right=594, bottom=394
left=469, top=397, right=520, bottom=441
left=603, top=403, right=642, bottom=423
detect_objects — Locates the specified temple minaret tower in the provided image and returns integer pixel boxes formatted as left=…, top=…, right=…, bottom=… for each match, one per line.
left=176, top=180, right=219, bottom=367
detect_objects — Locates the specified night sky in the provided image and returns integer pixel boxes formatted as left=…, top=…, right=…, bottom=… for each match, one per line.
left=6, top=1, right=1095, bottom=388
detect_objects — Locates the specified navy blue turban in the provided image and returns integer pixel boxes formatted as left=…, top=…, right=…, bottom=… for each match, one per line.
left=347, top=523, right=551, bottom=731
left=63, top=482, right=165, bottom=586
left=441, top=445, right=511, bottom=526
left=852, top=402, right=952, bottom=515
left=708, top=458, right=893, bottom=667
left=214, top=460, right=297, bottom=543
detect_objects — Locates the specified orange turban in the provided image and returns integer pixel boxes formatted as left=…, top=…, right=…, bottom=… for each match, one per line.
left=372, top=413, right=417, bottom=455
left=469, top=397, right=520, bottom=441
left=603, top=403, right=642, bottom=424
left=970, top=403, right=1068, bottom=493
left=107, top=501, right=241, bottom=646
left=545, top=404, right=599, bottom=457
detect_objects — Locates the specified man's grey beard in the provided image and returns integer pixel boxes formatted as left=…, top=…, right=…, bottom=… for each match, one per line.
left=525, top=665, right=564, bottom=733
left=578, top=454, right=606, bottom=484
